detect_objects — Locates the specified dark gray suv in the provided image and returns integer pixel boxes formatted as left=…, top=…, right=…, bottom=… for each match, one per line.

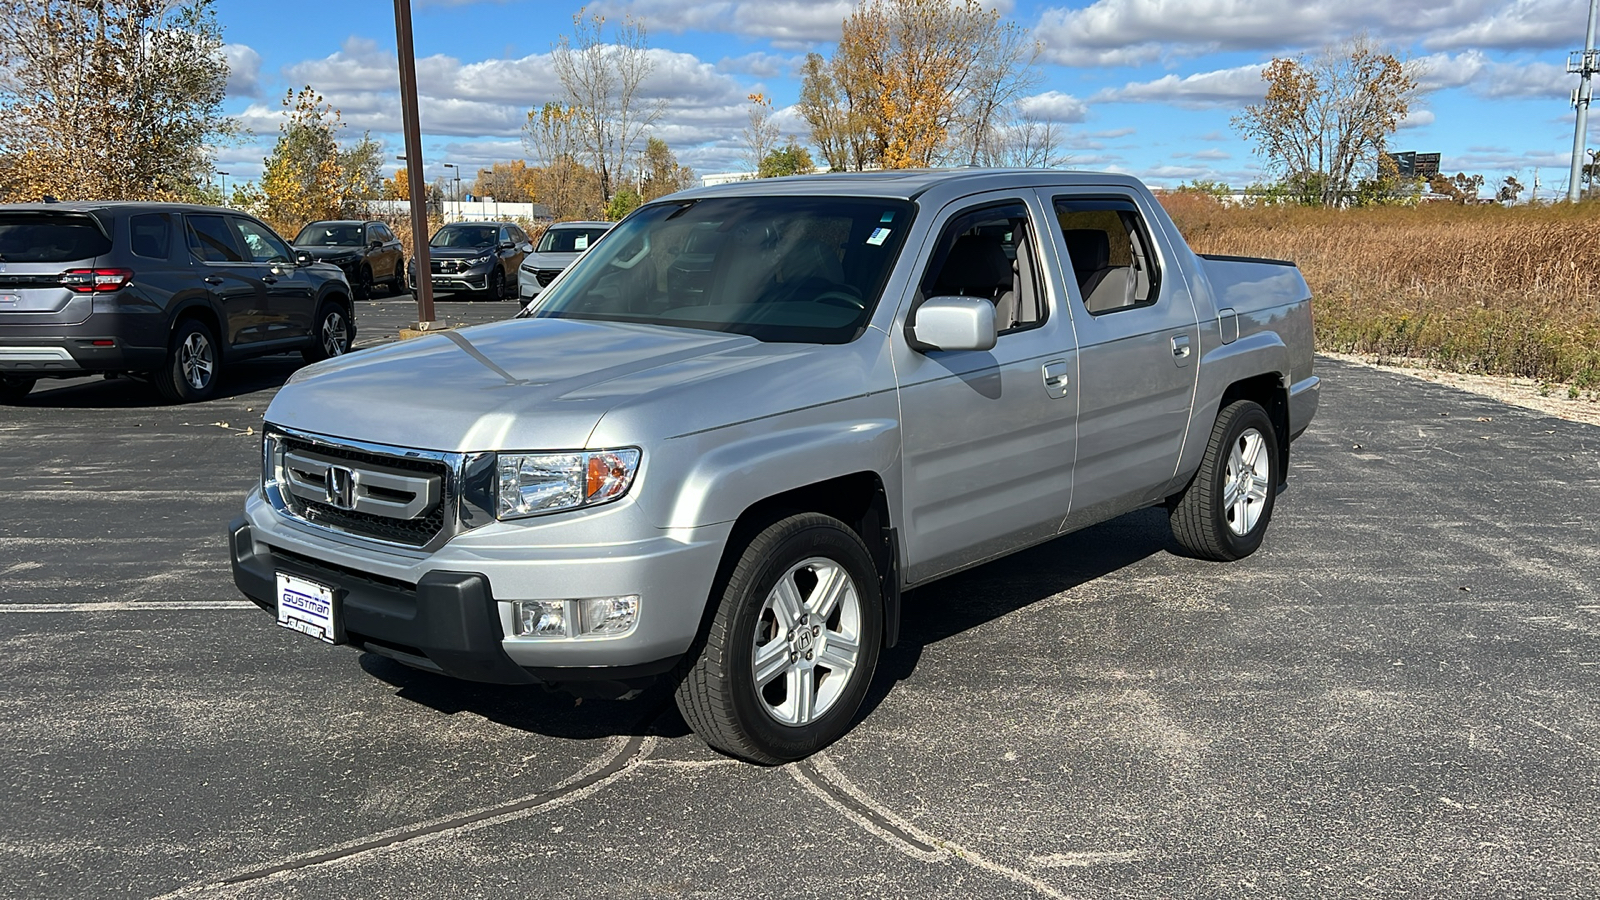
left=0, top=202, right=356, bottom=404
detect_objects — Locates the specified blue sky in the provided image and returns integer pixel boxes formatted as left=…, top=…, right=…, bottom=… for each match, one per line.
left=213, top=0, right=1599, bottom=198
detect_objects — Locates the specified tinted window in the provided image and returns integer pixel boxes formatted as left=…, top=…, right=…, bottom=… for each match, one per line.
left=1052, top=197, right=1161, bottom=315
left=294, top=222, right=363, bottom=246
left=129, top=213, right=172, bottom=260
left=537, top=227, right=611, bottom=253
left=533, top=196, right=914, bottom=344
left=371, top=223, right=394, bottom=242
left=431, top=225, right=497, bottom=249
left=921, top=202, right=1045, bottom=334
left=232, top=218, right=292, bottom=264
left=0, top=213, right=112, bottom=263
left=186, top=214, right=243, bottom=262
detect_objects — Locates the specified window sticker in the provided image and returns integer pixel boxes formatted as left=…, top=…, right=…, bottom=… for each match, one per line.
left=880, top=211, right=895, bottom=223
left=867, top=227, right=891, bottom=246
left=575, top=234, right=589, bottom=250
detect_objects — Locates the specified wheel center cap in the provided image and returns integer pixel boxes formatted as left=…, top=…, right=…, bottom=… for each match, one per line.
left=793, top=627, right=815, bottom=654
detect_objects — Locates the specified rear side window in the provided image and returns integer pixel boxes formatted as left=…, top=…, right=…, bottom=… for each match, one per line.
left=371, top=223, right=394, bottom=242
left=129, top=213, right=172, bottom=260
left=187, top=215, right=243, bottom=262
left=0, top=213, right=112, bottom=263
left=1051, top=196, right=1162, bottom=315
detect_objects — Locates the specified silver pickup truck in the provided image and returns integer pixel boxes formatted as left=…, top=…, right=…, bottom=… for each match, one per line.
left=230, top=169, right=1319, bottom=763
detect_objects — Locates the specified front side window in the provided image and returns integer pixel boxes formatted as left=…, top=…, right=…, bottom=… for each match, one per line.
left=533, top=196, right=914, bottom=344
left=232, top=218, right=292, bottom=264
left=1052, top=197, right=1161, bottom=315
left=186, top=214, right=243, bottom=262
left=919, top=201, right=1045, bottom=334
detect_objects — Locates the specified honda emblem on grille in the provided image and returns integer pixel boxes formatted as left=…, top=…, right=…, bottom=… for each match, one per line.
left=325, top=465, right=357, bottom=510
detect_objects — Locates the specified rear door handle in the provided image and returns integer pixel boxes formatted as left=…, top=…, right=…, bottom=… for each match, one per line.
left=262, top=275, right=278, bottom=284
left=1171, top=333, right=1193, bottom=368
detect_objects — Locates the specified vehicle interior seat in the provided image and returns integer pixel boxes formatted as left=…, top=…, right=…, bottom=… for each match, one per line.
left=930, top=233, right=1017, bottom=328
left=771, top=240, right=848, bottom=304
left=1062, top=228, right=1132, bottom=313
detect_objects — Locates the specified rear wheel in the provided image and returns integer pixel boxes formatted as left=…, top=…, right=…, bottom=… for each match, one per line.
left=675, top=513, right=882, bottom=764
left=1169, top=399, right=1280, bottom=561
left=302, top=300, right=352, bottom=363
left=154, top=318, right=221, bottom=404
left=0, top=376, right=36, bottom=404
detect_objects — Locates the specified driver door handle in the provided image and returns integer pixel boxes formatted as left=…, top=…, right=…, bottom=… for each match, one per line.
left=203, top=276, right=224, bottom=285
left=262, top=275, right=278, bottom=284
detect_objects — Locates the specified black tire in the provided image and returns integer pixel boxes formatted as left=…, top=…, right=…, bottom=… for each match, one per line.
left=389, top=256, right=405, bottom=294
left=0, top=376, right=36, bottom=404
left=352, top=265, right=373, bottom=301
left=154, top=318, right=222, bottom=404
left=485, top=268, right=506, bottom=301
left=675, top=513, right=883, bottom=764
left=302, top=300, right=352, bottom=363
left=1169, top=399, right=1280, bottom=561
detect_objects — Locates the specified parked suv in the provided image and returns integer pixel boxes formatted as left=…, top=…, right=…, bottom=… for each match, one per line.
left=0, top=202, right=356, bottom=404
left=408, top=221, right=532, bottom=300
left=291, top=220, right=404, bottom=301
left=516, top=220, right=611, bottom=303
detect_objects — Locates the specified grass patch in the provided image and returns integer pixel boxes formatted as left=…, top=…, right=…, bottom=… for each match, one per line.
left=1158, top=193, right=1600, bottom=388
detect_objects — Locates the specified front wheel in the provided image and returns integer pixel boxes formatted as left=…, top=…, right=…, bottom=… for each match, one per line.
left=352, top=265, right=372, bottom=301
left=154, top=318, right=221, bottom=404
left=484, top=268, right=506, bottom=301
left=389, top=256, right=405, bottom=294
left=302, top=300, right=352, bottom=363
left=675, top=513, right=882, bottom=764
left=1169, top=399, right=1280, bottom=561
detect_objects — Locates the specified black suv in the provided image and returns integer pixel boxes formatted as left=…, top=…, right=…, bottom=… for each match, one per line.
left=408, top=221, right=532, bottom=300
left=291, top=219, right=404, bottom=301
left=0, top=202, right=356, bottom=404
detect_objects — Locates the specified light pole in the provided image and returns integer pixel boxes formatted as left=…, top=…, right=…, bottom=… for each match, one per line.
left=443, top=162, right=461, bottom=221
left=217, top=171, right=229, bottom=205
left=1568, top=0, right=1599, bottom=202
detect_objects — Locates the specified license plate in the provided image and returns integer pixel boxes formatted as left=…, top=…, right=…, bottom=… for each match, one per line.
left=276, top=572, right=337, bottom=644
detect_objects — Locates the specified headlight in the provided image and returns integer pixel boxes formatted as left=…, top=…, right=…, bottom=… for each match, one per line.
left=495, top=448, right=640, bottom=519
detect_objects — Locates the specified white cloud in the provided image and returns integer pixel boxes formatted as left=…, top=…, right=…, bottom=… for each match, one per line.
left=222, top=43, right=263, bottom=99
left=1017, top=91, right=1089, bottom=122
left=1033, top=0, right=1593, bottom=66
left=592, top=1, right=853, bottom=44
left=1399, top=108, right=1437, bottom=129
left=717, top=52, right=802, bottom=79
left=1092, top=63, right=1268, bottom=108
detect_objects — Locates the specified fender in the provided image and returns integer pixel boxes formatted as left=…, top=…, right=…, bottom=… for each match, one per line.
left=1176, top=329, right=1290, bottom=481
left=166, top=292, right=231, bottom=354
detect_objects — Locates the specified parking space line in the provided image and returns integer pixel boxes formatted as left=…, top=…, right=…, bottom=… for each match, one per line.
left=154, top=734, right=656, bottom=898
left=795, top=754, right=1083, bottom=900
left=0, top=601, right=257, bottom=612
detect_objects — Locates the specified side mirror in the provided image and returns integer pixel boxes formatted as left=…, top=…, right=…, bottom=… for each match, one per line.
left=909, top=296, right=997, bottom=352
left=499, top=240, right=515, bottom=250
left=294, top=249, right=313, bottom=267
left=369, top=239, right=382, bottom=249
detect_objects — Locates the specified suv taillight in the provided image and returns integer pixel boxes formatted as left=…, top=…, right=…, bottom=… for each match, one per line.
left=62, top=268, right=133, bottom=293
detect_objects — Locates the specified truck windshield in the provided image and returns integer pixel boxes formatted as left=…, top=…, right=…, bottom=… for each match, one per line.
left=531, top=196, right=915, bottom=344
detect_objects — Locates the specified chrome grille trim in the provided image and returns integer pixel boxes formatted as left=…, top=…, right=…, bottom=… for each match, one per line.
left=262, top=425, right=497, bottom=553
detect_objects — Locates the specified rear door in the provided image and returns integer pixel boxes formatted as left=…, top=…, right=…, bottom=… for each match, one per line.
left=1041, top=190, right=1202, bottom=529
left=0, top=210, right=111, bottom=326
left=230, top=216, right=315, bottom=339
left=183, top=213, right=266, bottom=347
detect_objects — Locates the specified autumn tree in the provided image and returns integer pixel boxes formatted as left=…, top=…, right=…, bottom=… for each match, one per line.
left=259, top=87, right=383, bottom=234
left=385, top=167, right=410, bottom=200
left=523, top=101, right=605, bottom=219
left=550, top=11, right=664, bottom=203
left=759, top=142, right=816, bottom=178
left=472, top=160, right=540, bottom=203
left=742, top=93, right=780, bottom=176
left=1234, top=35, right=1419, bottom=207
left=1497, top=175, right=1525, bottom=205
left=0, top=0, right=235, bottom=201
left=639, top=137, right=696, bottom=201
left=1430, top=171, right=1485, bottom=204
left=797, top=0, right=1039, bottom=171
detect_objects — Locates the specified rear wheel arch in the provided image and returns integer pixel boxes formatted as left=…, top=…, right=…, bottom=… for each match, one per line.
left=168, top=302, right=225, bottom=358
left=1217, top=372, right=1290, bottom=484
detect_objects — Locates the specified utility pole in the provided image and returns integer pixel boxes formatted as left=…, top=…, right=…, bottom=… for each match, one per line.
left=1568, top=0, right=1599, bottom=202
left=393, top=0, right=435, bottom=326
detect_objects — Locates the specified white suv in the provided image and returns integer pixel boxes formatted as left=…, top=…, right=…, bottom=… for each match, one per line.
left=517, top=221, right=612, bottom=303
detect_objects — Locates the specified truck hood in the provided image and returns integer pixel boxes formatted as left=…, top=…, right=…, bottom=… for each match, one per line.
left=264, top=317, right=775, bottom=453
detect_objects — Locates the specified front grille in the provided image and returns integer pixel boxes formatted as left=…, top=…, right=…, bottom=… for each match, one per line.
left=431, top=259, right=466, bottom=274
left=535, top=269, right=561, bottom=286
left=277, top=435, right=450, bottom=547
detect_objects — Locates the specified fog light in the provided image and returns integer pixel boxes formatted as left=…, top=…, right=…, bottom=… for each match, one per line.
left=513, top=600, right=568, bottom=637
left=580, top=596, right=639, bottom=636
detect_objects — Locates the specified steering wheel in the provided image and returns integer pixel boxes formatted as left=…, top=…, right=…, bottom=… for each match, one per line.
left=815, top=290, right=866, bottom=310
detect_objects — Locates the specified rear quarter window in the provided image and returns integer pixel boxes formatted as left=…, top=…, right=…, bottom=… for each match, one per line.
left=129, top=213, right=173, bottom=260
left=0, top=213, right=113, bottom=263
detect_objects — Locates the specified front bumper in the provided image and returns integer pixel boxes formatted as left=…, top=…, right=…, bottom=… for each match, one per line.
left=232, top=490, right=731, bottom=683
left=411, top=266, right=493, bottom=295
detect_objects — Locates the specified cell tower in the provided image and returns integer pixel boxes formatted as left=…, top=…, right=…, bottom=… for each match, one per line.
left=1568, top=0, right=1599, bottom=202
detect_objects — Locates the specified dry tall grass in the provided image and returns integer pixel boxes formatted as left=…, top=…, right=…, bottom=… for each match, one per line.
left=1159, top=193, right=1600, bottom=388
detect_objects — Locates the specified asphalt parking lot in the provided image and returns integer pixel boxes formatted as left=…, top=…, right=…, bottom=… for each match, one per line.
left=3, top=299, right=1598, bottom=899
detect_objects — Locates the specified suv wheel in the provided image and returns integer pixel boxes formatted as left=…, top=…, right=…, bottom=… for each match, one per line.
left=303, top=300, right=352, bottom=363
left=485, top=269, right=506, bottom=301
left=1169, top=399, right=1280, bottom=561
left=0, top=376, right=36, bottom=404
left=353, top=265, right=373, bottom=301
left=389, top=256, right=405, bottom=294
left=675, top=513, right=883, bottom=764
left=154, top=319, right=221, bottom=404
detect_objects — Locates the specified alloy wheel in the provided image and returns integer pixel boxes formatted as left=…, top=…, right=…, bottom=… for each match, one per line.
left=751, top=556, right=863, bottom=727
